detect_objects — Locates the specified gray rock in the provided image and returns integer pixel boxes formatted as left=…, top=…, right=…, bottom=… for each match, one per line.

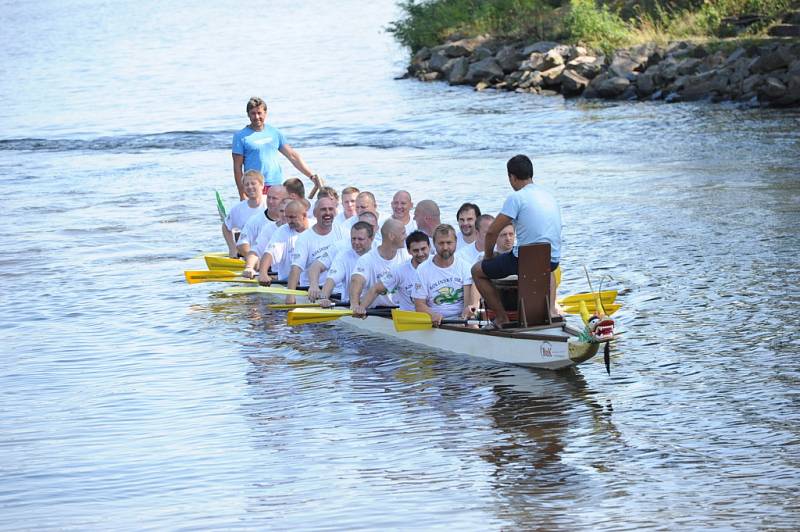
left=518, top=70, right=543, bottom=89
left=750, top=46, right=794, bottom=73
left=742, top=74, right=764, bottom=94
left=413, top=47, right=432, bottom=63
left=610, top=51, right=645, bottom=80
left=775, top=75, right=800, bottom=105
left=420, top=72, right=441, bottom=82
left=569, top=57, right=603, bottom=80
left=472, top=46, right=494, bottom=62
left=636, top=71, right=657, bottom=96
left=465, top=58, right=504, bottom=84
left=428, top=51, right=450, bottom=72
left=543, top=49, right=565, bottom=69
left=444, top=57, right=470, bottom=85
left=520, top=53, right=547, bottom=71
left=496, top=45, right=524, bottom=73
left=540, top=65, right=566, bottom=87
left=475, top=81, right=491, bottom=92
left=725, top=47, right=747, bottom=65
left=444, top=36, right=488, bottom=57
left=522, top=41, right=560, bottom=55
left=559, top=70, right=589, bottom=96
left=789, top=60, right=800, bottom=77
left=677, top=70, right=727, bottom=100
left=768, top=24, right=800, bottom=37
left=677, top=58, right=702, bottom=76
left=538, top=89, right=559, bottom=97
left=597, top=76, right=630, bottom=98
left=759, top=77, right=787, bottom=100
left=407, top=60, right=429, bottom=76
left=784, top=11, right=800, bottom=24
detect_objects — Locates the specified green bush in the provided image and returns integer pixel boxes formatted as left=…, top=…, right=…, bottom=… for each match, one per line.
left=564, top=0, right=631, bottom=53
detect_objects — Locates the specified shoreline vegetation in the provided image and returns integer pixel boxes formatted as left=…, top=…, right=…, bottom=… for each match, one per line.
left=389, top=0, right=800, bottom=106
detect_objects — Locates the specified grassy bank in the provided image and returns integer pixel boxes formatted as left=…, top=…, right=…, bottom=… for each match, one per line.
left=388, top=0, right=796, bottom=54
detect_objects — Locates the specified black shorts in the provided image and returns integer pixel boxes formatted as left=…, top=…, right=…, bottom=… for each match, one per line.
left=480, top=252, right=559, bottom=279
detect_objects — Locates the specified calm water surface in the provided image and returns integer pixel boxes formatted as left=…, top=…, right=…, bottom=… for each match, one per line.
left=1, top=0, right=799, bottom=529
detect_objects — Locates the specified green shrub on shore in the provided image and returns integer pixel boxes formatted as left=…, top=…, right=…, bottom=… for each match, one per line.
left=388, top=0, right=797, bottom=55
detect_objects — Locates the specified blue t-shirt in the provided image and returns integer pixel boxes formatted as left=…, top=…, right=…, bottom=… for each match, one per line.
left=232, top=125, right=287, bottom=186
left=500, top=183, right=562, bottom=262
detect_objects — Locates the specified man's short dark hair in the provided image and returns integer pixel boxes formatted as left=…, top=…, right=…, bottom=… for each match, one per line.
left=246, top=97, right=267, bottom=113
left=316, top=186, right=339, bottom=201
left=475, top=214, right=495, bottom=232
left=406, top=230, right=430, bottom=249
left=507, top=154, right=533, bottom=180
left=352, top=221, right=374, bottom=239
left=456, top=202, right=481, bottom=220
left=283, top=177, right=305, bottom=198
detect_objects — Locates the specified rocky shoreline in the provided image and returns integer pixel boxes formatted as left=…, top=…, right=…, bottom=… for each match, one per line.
left=405, top=35, right=800, bottom=107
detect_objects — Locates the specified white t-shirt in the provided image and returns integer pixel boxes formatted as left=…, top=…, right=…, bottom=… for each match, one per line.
left=238, top=209, right=277, bottom=247
left=381, top=261, right=420, bottom=311
left=455, top=241, right=481, bottom=265
left=252, top=220, right=281, bottom=258
left=326, top=247, right=362, bottom=302
left=352, top=247, right=410, bottom=308
left=291, top=227, right=338, bottom=285
left=456, top=231, right=473, bottom=250
left=412, top=257, right=473, bottom=318
left=500, top=182, right=561, bottom=262
left=225, top=198, right=266, bottom=231
left=265, top=225, right=303, bottom=281
left=333, top=212, right=358, bottom=232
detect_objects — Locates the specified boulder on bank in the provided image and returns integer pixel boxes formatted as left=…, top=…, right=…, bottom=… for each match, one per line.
left=406, top=35, right=800, bottom=108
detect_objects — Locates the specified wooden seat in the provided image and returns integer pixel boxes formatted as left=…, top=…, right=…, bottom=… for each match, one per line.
left=517, top=243, right=552, bottom=327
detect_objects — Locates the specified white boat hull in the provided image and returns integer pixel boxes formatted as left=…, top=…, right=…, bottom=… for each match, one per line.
left=335, top=314, right=599, bottom=370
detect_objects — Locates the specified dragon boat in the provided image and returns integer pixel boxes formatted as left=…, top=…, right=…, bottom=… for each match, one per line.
left=287, top=244, right=617, bottom=371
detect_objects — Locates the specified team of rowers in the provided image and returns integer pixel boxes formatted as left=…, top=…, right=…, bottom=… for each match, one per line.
left=222, top=156, right=561, bottom=328
left=226, top=97, right=562, bottom=328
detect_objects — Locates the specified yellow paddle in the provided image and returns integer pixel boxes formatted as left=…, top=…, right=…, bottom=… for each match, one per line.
left=562, top=302, right=621, bottom=315
left=184, top=270, right=257, bottom=284
left=223, top=286, right=308, bottom=297
left=204, top=255, right=246, bottom=271
left=558, top=290, right=616, bottom=307
left=391, top=309, right=473, bottom=332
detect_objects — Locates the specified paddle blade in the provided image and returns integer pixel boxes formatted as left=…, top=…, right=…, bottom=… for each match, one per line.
left=223, top=286, right=308, bottom=296
left=563, top=302, right=620, bottom=316
left=558, top=290, right=617, bottom=307
left=287, top=308, right=353, bottom=326
left=184, top=270, right=257, bottom=284
left=392, top=309, right=434, bottom=332
left=204, top=255, right=246, bottom=271
left=215, top=190, right=227, bottom=222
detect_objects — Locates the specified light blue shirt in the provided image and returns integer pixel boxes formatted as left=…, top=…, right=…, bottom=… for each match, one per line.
left=232, top=125, right=286, bottom=186
left=500, top=182, right=562, bottom=262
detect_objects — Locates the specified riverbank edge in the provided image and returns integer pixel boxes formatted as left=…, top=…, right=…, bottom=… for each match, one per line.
left=402, top=35, right=800, bottom=107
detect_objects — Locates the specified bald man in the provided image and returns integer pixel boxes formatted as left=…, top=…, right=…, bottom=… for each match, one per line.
left=391, top=190, right=416, bottom=235
left=413, top=199, right=441, bottom=237
left=350, top=218, right=410, bottom=315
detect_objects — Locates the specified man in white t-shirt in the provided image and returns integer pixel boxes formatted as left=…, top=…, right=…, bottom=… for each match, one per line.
left=236, top=185, right=287, bottom=257
left=456, top=214, right=494, bottom=266
left=350, top=218, right=409, bottom=314
left=358, top=230, right=431, bottom=313
left=412, top=199, right=441, bottom=237
left=413, top=224, right=478, bottom=326
left=223, top=170, right=267, bottom=257
left=455, top=202, right=481, bottom=250
left=241, top=197, right=292, bottom=275
left=472, top=154, right=562, bottom=325
left=391, top=190, right=416, bottom=236
left=307, top=221, right=376, bottom=306
left=285, top=196, right=339, bottom=303
left=241, top=199, right=309, bottom=283
left=333, top=186, right=360, bottom=232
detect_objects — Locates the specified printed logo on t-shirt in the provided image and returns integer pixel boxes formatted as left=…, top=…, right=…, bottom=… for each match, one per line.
left=433, top=287, right=463, bottom=305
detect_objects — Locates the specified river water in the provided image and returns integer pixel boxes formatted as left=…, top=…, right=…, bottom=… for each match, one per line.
left=1, top=0, right=799, bottom=529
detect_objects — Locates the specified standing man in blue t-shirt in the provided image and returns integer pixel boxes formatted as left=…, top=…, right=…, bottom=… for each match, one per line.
left=472, top=154, right=563, bottom=326
left=232, top=97, right=322, bottom=200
